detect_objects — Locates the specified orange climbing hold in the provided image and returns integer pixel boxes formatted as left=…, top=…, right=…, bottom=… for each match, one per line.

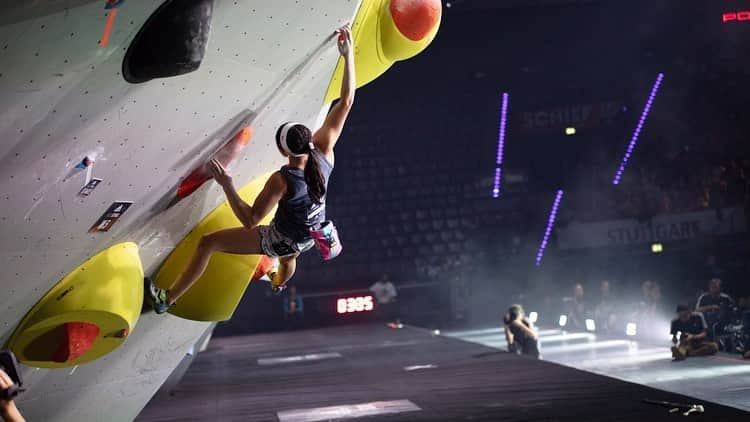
left=390, top=0, right=442, bottom=41
left=52, top=322, right=100, bottom=363
left=177, top=127, right=254, bottom=199
left=252, top=256, right=278, bottom=281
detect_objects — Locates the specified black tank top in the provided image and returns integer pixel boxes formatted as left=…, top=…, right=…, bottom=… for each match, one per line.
left=273, top=150, right=333, bottom=242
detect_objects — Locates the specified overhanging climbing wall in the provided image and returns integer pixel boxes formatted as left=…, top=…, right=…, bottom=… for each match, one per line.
left=0, top=1, right=362, bottom=420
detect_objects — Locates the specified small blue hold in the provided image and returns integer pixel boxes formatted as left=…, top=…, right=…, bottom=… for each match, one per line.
left=75, top=156, right=93, bottom=169
left=104, top=0, right=125, bottom=10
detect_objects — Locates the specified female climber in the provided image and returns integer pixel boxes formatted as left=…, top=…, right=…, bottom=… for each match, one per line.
left=147, top=23, right=355, bottom=314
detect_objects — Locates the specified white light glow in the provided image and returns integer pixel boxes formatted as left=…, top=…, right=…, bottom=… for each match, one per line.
left=539, top=332, right=596, bottom=343
left=258, top=352, right=343, bottom=366
left=278, top=400, right=421, bottom=422
left=558, top=315, right=568, bottom=327
left=575, top=350, right=671, bottom=369
left=541, top=339, right=632, bottom=354
left=529, top=311, right=538, bottom=324
left=585, top=319, right=596, bottom=332
left=404, top=364, right=437, bottom=371
left=446, top=327, right=505, bottom=337
left=626, top=323, right=637, bottom=336
left=629, top=363, right=750, bottom=384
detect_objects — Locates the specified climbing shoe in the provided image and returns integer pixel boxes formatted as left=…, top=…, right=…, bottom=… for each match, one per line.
left=145, top=277, right=170, bottom=314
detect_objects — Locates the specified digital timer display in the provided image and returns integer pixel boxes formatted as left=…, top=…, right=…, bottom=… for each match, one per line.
left=337, top=296, right=375, bottom=314
left=723, top=11, right=750, bottom=23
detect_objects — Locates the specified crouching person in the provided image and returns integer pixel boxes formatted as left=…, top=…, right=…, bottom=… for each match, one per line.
left=504, top=304, right=540, bottom=359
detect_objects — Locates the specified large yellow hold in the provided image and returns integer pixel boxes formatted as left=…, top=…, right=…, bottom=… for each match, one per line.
left=8, top=242, right=143, bottom=368
left=153, top=173, right=276, bottom=321
left=325, top=0, right=442, bottom=103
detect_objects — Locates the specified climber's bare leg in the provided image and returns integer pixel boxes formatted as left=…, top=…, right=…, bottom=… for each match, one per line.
left=167, top=227, right=262, bottom=304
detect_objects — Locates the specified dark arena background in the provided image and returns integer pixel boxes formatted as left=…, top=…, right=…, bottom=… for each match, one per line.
left=0, top=0, right=749, bottom=421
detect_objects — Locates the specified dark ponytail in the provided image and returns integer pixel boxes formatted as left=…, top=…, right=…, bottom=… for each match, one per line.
left=304, top=146, right=326, bottom=204
left=276, top=123, right=326, bottom=204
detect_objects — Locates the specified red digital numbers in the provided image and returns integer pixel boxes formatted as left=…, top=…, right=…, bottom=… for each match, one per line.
left=337, top=296, right=375, bottom=314
left=723, top=11, right=750, bottom=23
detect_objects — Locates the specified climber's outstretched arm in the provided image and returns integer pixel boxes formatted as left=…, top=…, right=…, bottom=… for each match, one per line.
left=314, top=23, right=355, bottom=160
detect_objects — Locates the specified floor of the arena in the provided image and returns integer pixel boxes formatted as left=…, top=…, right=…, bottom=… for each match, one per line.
left=446, top=326, right=750, bottom=414
left=137, top=324, right=750, bottom=421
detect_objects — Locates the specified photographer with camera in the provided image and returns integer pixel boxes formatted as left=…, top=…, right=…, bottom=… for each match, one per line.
left=504, top=304, right=540, bottom=359
left=0, top=351, right=24, bottom=422
left=670, top=304, right=719, bottom=361
left=0, top=369, right=24, bottom=422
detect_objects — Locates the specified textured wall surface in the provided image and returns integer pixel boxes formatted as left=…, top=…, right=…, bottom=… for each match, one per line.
left=0, top=0, right=358, bottom=420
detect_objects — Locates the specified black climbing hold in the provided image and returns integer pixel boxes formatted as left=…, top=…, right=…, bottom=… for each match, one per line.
left=122, top=0, right=215, bottom=84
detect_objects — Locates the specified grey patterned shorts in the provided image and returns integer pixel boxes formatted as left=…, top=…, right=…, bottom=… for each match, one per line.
left=258, top=222, right=314, bottom=258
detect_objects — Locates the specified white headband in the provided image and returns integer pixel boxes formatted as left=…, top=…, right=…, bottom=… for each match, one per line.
left=279, top=122, right=314, bottom=157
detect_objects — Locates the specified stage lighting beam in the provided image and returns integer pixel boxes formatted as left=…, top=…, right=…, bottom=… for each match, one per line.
left=492, top=92, right=509, bottom=198
left=613, top=73, right=664, bottom=185
left=536, top=190, right=564, bottom=266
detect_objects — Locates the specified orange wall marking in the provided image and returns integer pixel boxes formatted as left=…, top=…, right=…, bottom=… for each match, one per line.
left=100, top=9, right=117, bottom=48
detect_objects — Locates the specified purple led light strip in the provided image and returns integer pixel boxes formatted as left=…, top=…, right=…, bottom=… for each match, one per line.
left=613, top=73, right=664, bottom=185
left=535, top=190, right=564, bottom=267
left=492, top=92, right=509, bottom=198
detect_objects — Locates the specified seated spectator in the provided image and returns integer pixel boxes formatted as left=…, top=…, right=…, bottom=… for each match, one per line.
left=449, top=273, right=469, bottom=322
left=637, top=280, right=655, bottom=315
left=634, top=280, right=661, bottom=338
left=695, top=278, right=736, bottom=341
left=504, top=304, right=540, bottom=358
left=282, top=286, right=304, bottom=329
left=567, top=283, right=587, bottom=330
left=670, top=304, right=719, bottom=361
left=594, top=280, right=617, bottom=333
left=736, top=299, right=750, bottom=359
left=370, top=274, right=398, bottom=322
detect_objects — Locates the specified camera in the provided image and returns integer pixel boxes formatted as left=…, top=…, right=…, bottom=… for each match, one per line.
left=0, top=350, right=23, bottom=401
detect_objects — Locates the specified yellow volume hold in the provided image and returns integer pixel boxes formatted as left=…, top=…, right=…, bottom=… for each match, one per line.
left=325, top=0, right=442, bottom=104
left=153, top=172, right=276, bottom=321
left=7, top=242, right=143, bottom=368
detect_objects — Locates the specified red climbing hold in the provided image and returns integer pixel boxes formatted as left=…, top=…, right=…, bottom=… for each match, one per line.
left=390, top=0, right=441, bottom=41
left=52, top=322, right=100, bottom=363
